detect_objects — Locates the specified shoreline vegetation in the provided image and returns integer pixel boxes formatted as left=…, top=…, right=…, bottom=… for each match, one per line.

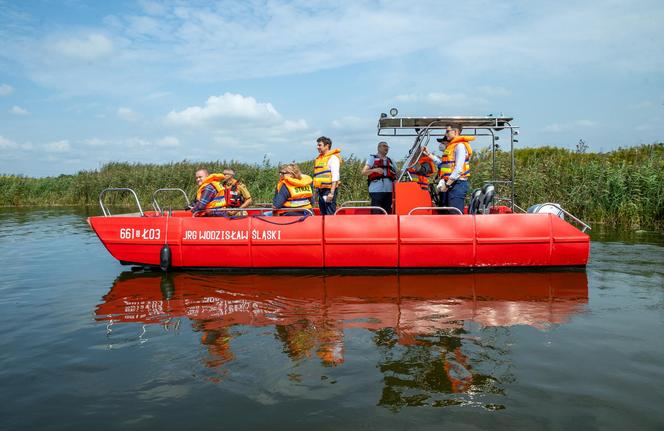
left=2, top=144, right=663, bottom=230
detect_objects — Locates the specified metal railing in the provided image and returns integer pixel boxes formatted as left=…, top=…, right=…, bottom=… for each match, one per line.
left=151, top=188, right=190, bottom=213
left=532, top=203, right=592, bottom=232
left=99, top=188, right=144, bottom=217
left=334, top=206, right=388, bottom=215
left=339, top=200, right=370, bottom=207
left=408, top=206, right=463, bottom=215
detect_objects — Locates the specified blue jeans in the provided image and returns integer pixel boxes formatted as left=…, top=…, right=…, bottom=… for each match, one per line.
left=317, top=188, right=337, bottom=215
left=438, top=180, right=469, bottom=214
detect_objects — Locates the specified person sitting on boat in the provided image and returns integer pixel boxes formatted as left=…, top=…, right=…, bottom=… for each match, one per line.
left=423, top=124, right=474, bottom=214
left=221, top=168, right=253, bottom=216
left=273, top=163, right=314, bottom=216
left=313, top=136, right=342, bottom=215
left=190, top=168, right=227, bottom=216
left=362, top=141, right=396, bottom=214
left=407, top=152, right=436, bottom=191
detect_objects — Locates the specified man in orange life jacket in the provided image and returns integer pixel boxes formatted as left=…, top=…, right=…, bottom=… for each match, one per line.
left=407, top=152, right=436, bottom=191
left=313, top=136, right=342, bottom=215
left=190, top=168, right=226, bottom=216
left=423, top=124, right=473, bottom=214
left=362, top=141, right=395, bottom=214
left=221, top=168, right=253, bottom=215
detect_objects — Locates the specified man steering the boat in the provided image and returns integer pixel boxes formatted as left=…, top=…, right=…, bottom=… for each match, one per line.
left=189, top=168, right=228, bottom=216
left=423, top=124, right=474, bottom=214
left=313, top=136, right=342, bottom=215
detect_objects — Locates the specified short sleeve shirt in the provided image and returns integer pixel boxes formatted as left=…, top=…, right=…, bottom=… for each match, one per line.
left=235, top=182, right=252, bottom=200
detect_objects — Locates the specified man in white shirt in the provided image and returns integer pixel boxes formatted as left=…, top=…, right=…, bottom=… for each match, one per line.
left=313, top=136, right=342, bottom=215
left=423, top=124, right=473, bottom=214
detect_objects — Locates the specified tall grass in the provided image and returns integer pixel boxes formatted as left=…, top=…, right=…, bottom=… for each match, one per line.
left=1, top=144, right=663, bottom=229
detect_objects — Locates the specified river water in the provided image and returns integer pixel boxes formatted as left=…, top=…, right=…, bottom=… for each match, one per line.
left=1, top=208, right=663, bottom=430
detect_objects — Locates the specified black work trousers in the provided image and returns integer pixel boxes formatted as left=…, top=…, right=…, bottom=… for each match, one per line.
left=369, top=192, right=393, bottom=214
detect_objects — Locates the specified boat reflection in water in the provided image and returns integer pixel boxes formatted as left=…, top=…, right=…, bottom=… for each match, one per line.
left=96, top=271, right=587, bottom=404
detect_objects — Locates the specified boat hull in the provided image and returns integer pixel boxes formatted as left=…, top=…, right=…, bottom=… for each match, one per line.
left=88, top=211, right=589, bottom=270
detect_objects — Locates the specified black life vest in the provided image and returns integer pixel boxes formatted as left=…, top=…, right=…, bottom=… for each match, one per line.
left=224, top=180, right=246, bottom=208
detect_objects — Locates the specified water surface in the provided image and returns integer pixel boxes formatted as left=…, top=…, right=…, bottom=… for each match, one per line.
left=1, top=208, right=663, bottom=430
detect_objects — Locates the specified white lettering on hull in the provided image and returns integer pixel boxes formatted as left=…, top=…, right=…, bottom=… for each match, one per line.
left=119, top=227, right=161, bottom=240
left=180, top=229, right=282, bottom=241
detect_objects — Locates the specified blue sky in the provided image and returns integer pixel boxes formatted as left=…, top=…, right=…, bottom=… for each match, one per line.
left=1, top=0, right=663, bottom=177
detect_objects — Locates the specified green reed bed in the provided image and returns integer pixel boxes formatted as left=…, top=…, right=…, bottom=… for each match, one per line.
left=1, top=144, right=663, bottom=229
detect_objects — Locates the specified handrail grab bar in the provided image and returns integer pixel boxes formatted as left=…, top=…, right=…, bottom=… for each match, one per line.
left=537, top=203, right=592, bottom=232
left=408, top=206, right=463, bottom=215
left=334, top=206, right=388, bottom=215
left=99, top=188, right=144, bottom=217
left=339, top=200, right=371, bottom=207
left=151, top=188, right=190, bottom=213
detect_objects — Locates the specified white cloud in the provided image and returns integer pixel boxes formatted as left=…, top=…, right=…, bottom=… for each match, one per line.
left=139, top=0, right=168, bottom=16
left=166, top=93, right=281, bottom=127
left=117, top=107, right=139, bottom=121
left=628, top=100, right=657, bottom=110
left=332, top=116, right=370, bottom=130
left=51, top=33, right=114, bottom=60
left=44, top=140, right=71, bottom=152
left=0, top=136, right=17, bottom=149
left=3, top=1, right=663, bottom=97
left=0, top=84, right=13, bottom=96
left=396, top=92, right=489, bottom=108
left=157, top=136, right=179, bottom=147
left=477, top=86, right=511, bottom=97
left=635, top=124, right=654, bottom=131
left=10, top=106, right=29, bottom=115
left=543, top=120, right=598, bottom=133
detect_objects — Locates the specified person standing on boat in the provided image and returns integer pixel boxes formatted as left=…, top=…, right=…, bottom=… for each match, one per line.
left=424, top=124, right=474, bottom=214
left=221, top=168, right=253, bottom=215
left=313, top=136, right=342, bottom=215
left=362, top=141, right=396, bottom=214
left=273, top=163, right=314, bottom=216
left=406, top=153, right=436, bottom=190
left=190, top=168, right=227, bottom=216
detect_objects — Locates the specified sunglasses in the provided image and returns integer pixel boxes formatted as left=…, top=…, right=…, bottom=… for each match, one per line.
left=279, top=171, right=287, bottom=175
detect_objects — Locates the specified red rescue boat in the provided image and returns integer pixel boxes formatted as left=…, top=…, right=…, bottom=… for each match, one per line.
left=88, top=116, right=590, bottom=271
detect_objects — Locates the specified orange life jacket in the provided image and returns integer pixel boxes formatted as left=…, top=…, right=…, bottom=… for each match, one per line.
left=367, top=154, right=396, bottom=183
left=196, top=173, right=226, bottom=209
left=439, top=136, right=474, bottom=181
left=407, top=155, right=436, bottom=190
left=277, top=175, right=314, bottom=208
left=313, top=148, right=342, bottom=189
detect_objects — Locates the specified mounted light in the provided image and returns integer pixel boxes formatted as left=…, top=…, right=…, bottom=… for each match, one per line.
left=389, top=108, right=398, bottom=117
left=380, top=112, right=387, bottom=119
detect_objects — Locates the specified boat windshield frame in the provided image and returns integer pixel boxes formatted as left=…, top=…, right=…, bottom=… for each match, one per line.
left=377, top=115, right=518, bottom=211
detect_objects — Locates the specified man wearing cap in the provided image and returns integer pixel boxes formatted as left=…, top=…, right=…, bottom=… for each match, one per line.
left=362, top=141, right=396, bottom=214
left=423, top=124, right=474, bottom=214
left=220, top=168, right=253, bottom=216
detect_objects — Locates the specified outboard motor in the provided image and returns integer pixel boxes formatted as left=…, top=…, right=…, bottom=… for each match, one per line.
left=469, top=188, right=482, bottom=214
left=160, top=244, right=171, bottom=271
left=480, top=184, right=495, bottom=213
left=527, top=203, right=565, bottom=220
